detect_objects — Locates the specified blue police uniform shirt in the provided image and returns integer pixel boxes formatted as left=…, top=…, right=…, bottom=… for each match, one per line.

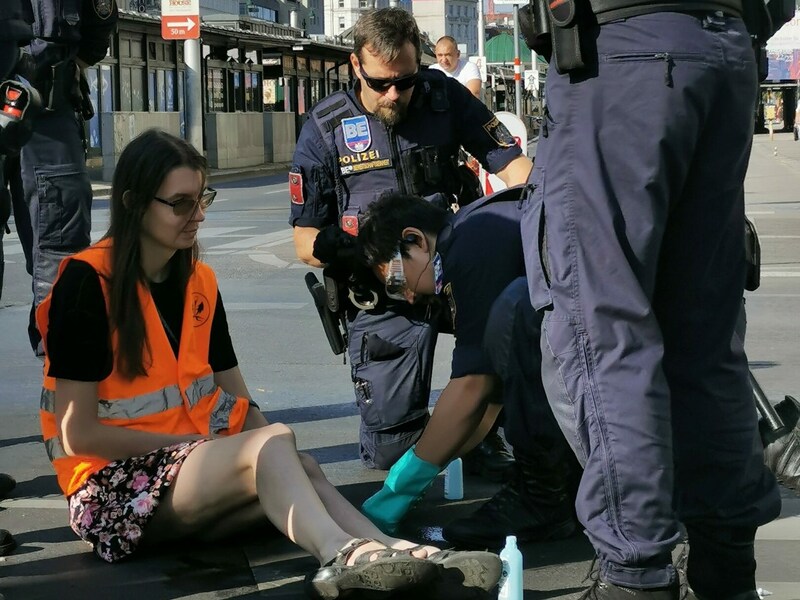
left=290, top=70, right=522, bottom=230
left=436, top=193, right=526, bottom=379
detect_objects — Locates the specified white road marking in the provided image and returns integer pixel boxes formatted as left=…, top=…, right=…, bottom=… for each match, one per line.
left=248, top=253, right=289, bottom=267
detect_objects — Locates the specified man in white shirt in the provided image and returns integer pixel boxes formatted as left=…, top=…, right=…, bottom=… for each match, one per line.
left=430, top=35, right=482, bottom=98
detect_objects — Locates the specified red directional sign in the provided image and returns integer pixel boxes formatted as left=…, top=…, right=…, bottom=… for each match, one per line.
left=161, top=14, right=199, bottom=40
left=161, top=0, right=200, bottom=40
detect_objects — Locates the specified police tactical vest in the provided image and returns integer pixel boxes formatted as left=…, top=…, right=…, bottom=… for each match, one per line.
left=309, top=72, right=463, bottom=223
left=32, top=0, right=84, bottom=43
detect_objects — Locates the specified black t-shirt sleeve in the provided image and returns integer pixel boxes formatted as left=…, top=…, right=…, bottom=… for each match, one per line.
left=209, top=290, right=238, bottom=372
left=47, top=260, right=238, bottom=380
left=46, top=259, right=113, bottom=382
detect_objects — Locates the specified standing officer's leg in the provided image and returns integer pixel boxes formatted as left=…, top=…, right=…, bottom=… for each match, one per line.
left=5, top=154, right=31, bottom=276
left=20, top=99, right=91, bottom=355
left=520, top=13, right=760, bottom=591
left=0, top=156, right=9, bottom=300
left=653, top=17, right=780, bottom=597
left=348, top=303, right=437, bottom=470
left=443, top=277, right=579, bottom=548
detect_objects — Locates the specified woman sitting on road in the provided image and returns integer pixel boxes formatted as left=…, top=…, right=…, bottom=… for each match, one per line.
left=36, top=129, right=500, bottom=599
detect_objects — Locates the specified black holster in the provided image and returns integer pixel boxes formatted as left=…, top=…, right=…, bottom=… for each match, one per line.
left=34, top=60, right=90, bottom=116
left=744, top=215, right=761, bottom=292
left=305, top=271, right=347, bottom=356
left=520, top=0, right=588, bottom=74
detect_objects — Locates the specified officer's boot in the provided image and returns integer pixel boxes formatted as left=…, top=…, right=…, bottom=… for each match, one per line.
left=443, top=444, right=579, bottom=549
left=684, top=523, right=759, bottom=600
left=361, top=446, right=441, bottom=535
left=462, top=426, right=516, bottom=483
left=0, top=474, right=16, bottom=556
left=0, top=473, right=14, bottom=499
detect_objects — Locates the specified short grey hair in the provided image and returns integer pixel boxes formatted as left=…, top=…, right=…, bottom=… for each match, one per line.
left=353, top=8, right=421, bottom=64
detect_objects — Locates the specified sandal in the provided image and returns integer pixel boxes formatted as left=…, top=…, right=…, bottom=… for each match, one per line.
left=404, top=546, right=503, bottom=599
left=305, top=538, right=439, bottom=600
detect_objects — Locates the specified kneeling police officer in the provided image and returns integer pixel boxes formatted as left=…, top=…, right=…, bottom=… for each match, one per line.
left=356, top=190, right=580, bottom=544
left=290, top=8, right=532, bottom=475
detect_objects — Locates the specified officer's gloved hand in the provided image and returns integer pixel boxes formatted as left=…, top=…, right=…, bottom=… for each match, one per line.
left=312, top=225, right=357, bottom=270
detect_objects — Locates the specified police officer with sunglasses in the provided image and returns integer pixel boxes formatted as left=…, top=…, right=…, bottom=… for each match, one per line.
left=290, top=8, right=532, bottom=478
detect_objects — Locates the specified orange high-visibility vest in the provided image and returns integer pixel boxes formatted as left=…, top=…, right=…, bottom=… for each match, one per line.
left=37, top=239, right=250, bottom=497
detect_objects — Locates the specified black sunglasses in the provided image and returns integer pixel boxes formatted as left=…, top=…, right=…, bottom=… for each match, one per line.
left=153, top=187, right=217, bottom=216
left=359, top=65, right=418, bottom=93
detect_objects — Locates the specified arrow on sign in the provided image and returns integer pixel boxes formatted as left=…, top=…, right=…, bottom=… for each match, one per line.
left=166, top=17, right=196, bottom=29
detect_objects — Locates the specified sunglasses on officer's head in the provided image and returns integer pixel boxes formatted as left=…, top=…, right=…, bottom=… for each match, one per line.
left=358, top=65, right=419, bottom=93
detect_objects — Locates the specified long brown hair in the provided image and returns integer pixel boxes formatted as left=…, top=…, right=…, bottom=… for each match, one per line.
left=105, top=129, right=207, bottom=379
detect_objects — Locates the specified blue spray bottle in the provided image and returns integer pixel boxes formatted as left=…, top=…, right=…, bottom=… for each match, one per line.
left=498, top=535, right=523, bottom=600
left=444, top=458, right=463, bottom=500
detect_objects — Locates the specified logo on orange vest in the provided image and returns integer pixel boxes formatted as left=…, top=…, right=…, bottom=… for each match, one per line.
left=192, top=292, right=210, bottom=326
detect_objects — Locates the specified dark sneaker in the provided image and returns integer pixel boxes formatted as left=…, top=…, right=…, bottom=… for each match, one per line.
left=0, top=529, right=16, bottom=556
left=580, top=580, right=679, bottom=599
left=691, top=592, right=760, bottom=600
left=0, top=473, right=15, bottom=500
left=442, top=475, right=577, bottom=548
left=462, top=431, right=515, bottom=483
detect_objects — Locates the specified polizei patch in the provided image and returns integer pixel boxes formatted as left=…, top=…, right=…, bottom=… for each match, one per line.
left=342, top=115, right=372, bottom=152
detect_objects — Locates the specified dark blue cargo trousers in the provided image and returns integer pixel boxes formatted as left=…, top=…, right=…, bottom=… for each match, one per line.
left=348, top=302, right=438, bottom=470
left=14, top=106, right=91, bottom=354
left=522, top=12, right=781, bottom=588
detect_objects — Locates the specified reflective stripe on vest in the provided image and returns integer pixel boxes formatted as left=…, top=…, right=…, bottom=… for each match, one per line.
left=184, top=373, right=216, bottom=408
left=41, top=385, right=185, bottom=420
left=209, top=389, right=239, bottom=434
left=44, top=436, right=66, bottom=461
left=42, top=372, right=237, bottom=430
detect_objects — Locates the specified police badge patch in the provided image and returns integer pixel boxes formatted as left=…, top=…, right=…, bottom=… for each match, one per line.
left=342, top=115, right=372, bottom=152
left=483, top=117, right=517, bottom=148
left=94, top=0, right=115, bottom=19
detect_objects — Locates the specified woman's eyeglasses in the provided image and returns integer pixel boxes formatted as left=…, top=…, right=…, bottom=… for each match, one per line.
left=153, top=187, right=217, bottom=216
left=359, top=65, right=418, bottom=93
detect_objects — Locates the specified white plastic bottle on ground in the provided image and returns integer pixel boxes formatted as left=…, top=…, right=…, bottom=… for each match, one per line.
left=498, top=535, right=523, bottom=600
left=443, top=457, right=463, bottom=500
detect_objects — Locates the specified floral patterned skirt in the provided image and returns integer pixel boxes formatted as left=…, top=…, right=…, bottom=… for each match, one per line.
left=68, top=440, right=206, bottom=563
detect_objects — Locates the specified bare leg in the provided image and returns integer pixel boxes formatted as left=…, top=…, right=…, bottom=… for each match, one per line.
left=297, top=453, right=435, bottom=556
left=149, top=424, right=346, bottom=562
left=148, top=423, right=383, bottom=564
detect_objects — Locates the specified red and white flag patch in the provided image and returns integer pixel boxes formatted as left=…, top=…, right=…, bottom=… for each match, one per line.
left=341, top=215, right=359, bottom=236
left=289, top=171, right=305, bottom=205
